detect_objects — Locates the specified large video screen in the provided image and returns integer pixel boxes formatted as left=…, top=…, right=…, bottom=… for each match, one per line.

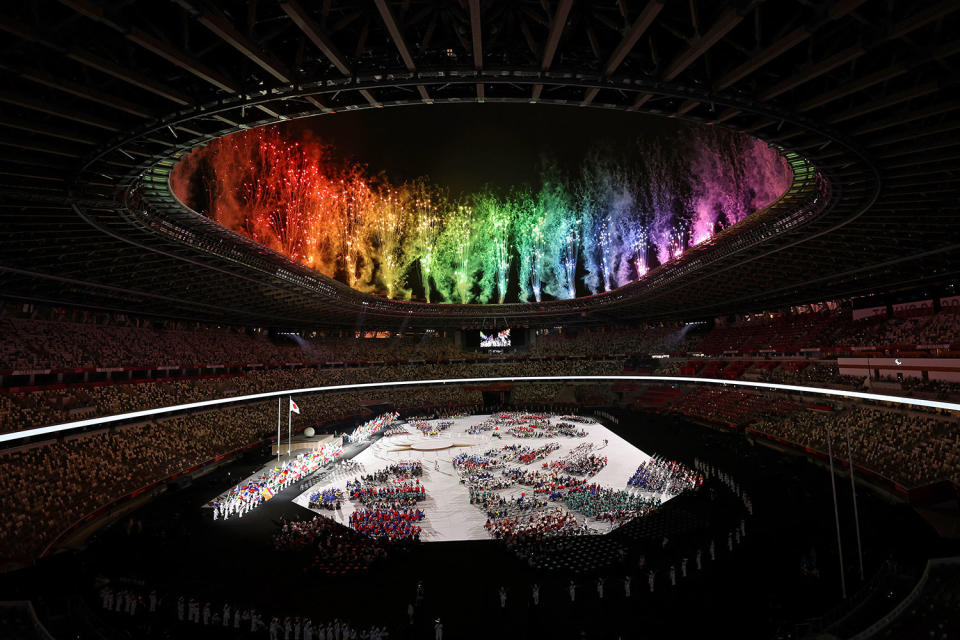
left=480, top=329, right=511, bottom=349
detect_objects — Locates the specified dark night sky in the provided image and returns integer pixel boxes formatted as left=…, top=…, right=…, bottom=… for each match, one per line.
left=286, top=103, right=693, bottom=195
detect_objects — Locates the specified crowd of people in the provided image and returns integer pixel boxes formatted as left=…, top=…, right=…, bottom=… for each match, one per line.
left=901, top=376, right=960, bottom=400
left=0, top=387, right=475, bottom=566
left=0, top=311, right=937, bottom=439
left=380, top=423, right=409, bottom=437
left=0, top=311, right=465, bottom=371
left=752, top=407, right=960, bottom=487
left=0, top=364, right=495, bottom=435
left=8, top=338, right=958, bottom=440
left=564, top=485, right=662, bottom=526
left=411, top=419, right=453, bottom=437
left=484, top=507, right=587, bottom=541
left=96, top=578, right=389, bottom=638
left=502, top=467, right=589, bottom=497
left=3, top=374, right=956, bottom=570
left=356, top=461, right=422, bottom=483
left=452, top=453, right=513, bottom=490
left=3, top=304, right=960, bottom=570
left=273, top=515, right=390, bottom=575
left=0, top=402, right=281, bottom=566
left=344, top=412, right=399, bottom=444
left=346, top=482, right=425, bottom=509
left=483, top=442, right=561, bottom=465
left=348, top=508, right=424, bottom=541
left=469, top=488, right=545, bottom=519
left=2, top=349, right=919, bottom=444
left=545, top=442, right=608, bottom=476
left=627, top=457, right=704, bottom=496
left=505, top=418, right=588, bottom=439
left=214, top=438, right=344, bottom=520
left=307, top=488, right=344, bottom=511
left=3, top=305, right=958, bottom=378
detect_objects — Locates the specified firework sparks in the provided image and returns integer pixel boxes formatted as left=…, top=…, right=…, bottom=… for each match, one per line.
left=171, top=126, right=792, bottom=303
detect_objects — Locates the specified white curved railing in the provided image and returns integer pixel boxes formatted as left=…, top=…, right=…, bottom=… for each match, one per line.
left=3, top=375, right=959, bottom=445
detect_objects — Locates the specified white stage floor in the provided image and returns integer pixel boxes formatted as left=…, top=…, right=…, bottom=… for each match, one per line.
left=292, top=414, right=675, bottom=542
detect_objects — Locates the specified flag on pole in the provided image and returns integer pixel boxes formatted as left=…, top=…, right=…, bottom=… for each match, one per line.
left=289, top=398, right=300, bottom=415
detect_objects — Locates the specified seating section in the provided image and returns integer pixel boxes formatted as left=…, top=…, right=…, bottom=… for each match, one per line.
left=751, top=407, right=960, bottom=488
left=1, top=304, right=960, bottom=572
left=630, top=386, right=684, bottom=410
left=1, top=307, right=960, bottom=377
left=668, top=388, right=792, bottom=428
left=0, top=384, right=482, bottom=566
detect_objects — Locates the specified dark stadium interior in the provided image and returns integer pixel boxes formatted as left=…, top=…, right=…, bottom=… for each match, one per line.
left=2, top=1, right=960, bottom=639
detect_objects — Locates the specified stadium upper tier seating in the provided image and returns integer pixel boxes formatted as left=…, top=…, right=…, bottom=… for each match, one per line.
left=2, top=306, right=960, bottom=374
left=5, top=305, right=960, bottom=435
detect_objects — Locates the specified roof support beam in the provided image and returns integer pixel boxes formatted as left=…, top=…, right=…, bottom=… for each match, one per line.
left=829, top=82, right=941, bottom=123
left=713, top=0, right=867, bottom=91
left=279, top=0, right=351, bottom=75
left=177, top=2, right=331, bottom=113
left=713, top=108, right=741, bottom=123
left=532, top=0, right=573, bottom=101
left=758, top=1, right=959, bottom=103
left=0, top=138, right=84, bottom=158
left=854, top=102, right=960, bottom=136
left=689, top=2, right=951, bottom=118
left=888, top=0, right=960, bottom=40
left=0, top=117, right=99, bottom=145
left=373, top=0, right=430, bottom=102
left=715, top=25, right=808, bottom=90
left=625, top=92, right=652, bottom=112
left=583, top=0, right=664, bottom=105
left=602, top=1, right=664, bottom=76
left=59, top=0, right=306, bottom=119
left=66, top=48, right=191, bottom=105
left=884, top=152, right=960, bottom=169
left=796, top=64, right=907, bottom=112
left=0, top=169, right=67, bottom=183
left=663, top=5, right=750, bottom=81
left=190, top=7, right=291, bottom=84
left=468, top=0, right=483, bottom=101
left=125, top=28, right=237, bottom=93
left=0, top=15, right=193, bottom=106
left=0, top=93, right=122, bottom=131
left=758, top=44, right=865, bottom=101
left=878, top=138, right=960, bottom=160
left=58, top=0, right=238, bottom=93
left=662, top=3, right=762, bottom=115
left=0, top=152, right=71, bottom=171
left=280, top=0, right=376, bottom=107
left=1, top=63, right=154, bottom=118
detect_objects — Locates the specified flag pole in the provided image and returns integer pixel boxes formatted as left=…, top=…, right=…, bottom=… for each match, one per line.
left=288, top=396, right=292, bottom=458
left=277, top=396, right=281, bottom=464
left=826, top=426, right=847, bottom=599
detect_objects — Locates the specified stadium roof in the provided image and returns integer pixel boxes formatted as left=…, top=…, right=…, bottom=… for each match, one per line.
left=0, top=0, right=958, bottom=328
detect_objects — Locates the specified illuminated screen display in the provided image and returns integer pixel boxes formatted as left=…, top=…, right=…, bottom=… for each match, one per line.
left=480, top=328, right=511, bottom=348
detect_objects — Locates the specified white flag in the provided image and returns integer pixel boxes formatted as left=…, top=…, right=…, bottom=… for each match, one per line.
left=289, top=398, right=300, bottom=414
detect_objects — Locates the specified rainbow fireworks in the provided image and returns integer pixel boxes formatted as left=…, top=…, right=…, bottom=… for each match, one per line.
left=171, top=126, right=791, bottom=303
